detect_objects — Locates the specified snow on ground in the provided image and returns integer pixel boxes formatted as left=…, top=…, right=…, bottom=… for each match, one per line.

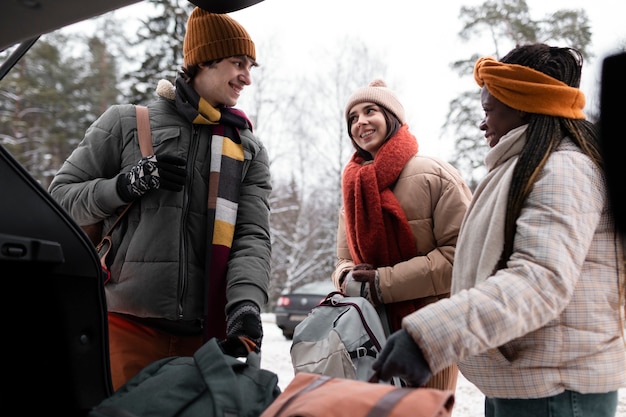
left=260, top=313, right=626, bottom=417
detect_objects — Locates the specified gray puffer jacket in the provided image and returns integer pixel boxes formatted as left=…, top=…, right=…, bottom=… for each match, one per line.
left=49, top=83, right=271, bottom=334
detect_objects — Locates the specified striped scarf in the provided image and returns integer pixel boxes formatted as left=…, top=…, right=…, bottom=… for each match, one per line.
left=176, top=76, right=248, bottom=341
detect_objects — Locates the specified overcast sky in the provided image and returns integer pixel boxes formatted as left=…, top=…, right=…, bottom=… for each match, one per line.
left=72, top=0, right=626, bottom=161
left=227, top=0, right=626, bottom=160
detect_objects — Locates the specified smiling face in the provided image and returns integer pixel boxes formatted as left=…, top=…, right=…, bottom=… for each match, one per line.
left=192, top=55, right=255, bottom=107
left=347, top=102, right=389, bottom=158
left=479, top=87, right=528, bottom=147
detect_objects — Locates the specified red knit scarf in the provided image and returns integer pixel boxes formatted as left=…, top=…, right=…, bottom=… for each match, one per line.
left=343, top=124, right=418, bottom=267
left=343, top=125, right=428, bottom=332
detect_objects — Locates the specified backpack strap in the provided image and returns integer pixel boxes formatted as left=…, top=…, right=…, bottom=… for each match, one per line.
left=135, top=105, right=154, bottom=156
left=326, top=298, right=383, bottom=352
left=97, top=105, right=153, bottom=244
left=349, top=339, right=378, bottom=359
left=95, top=105, right=154, bottom=280
left=364, top=388, right=414, bottom=417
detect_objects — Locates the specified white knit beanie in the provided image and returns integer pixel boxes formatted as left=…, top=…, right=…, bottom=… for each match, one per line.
left=344, top=79, right=406, bottom=124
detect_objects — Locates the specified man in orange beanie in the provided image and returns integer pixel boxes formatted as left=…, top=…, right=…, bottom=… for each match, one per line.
left=49, top=7, right=271, bottom=391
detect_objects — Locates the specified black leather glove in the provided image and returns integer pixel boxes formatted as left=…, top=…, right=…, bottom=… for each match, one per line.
left=221, top=301, right=263, bottom=357
left=116, top=154, right=186, bottom=202
left=351, top=264, right=382, bottom=306
left=372, top=329, right=432, bottom=387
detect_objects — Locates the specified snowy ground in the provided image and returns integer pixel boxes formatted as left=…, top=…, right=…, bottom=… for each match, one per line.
left=260, top=313, right=626, bottom=417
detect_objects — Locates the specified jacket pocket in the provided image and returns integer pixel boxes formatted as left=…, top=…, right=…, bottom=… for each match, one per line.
left=149, top=126, right=181, bottom=149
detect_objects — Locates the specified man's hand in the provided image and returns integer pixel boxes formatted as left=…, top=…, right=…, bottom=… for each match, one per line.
left=116, top=154, right=186, bottom=202
left=372, top=329, right=432, bottom=387
left=221, top=301, right=263, bottom=357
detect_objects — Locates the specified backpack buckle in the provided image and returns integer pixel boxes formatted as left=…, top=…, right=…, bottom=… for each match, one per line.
left=351, top=346, right=369, bottom=359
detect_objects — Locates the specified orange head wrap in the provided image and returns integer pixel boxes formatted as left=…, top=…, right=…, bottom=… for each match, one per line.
left=473, top=56, right=586, bottom=119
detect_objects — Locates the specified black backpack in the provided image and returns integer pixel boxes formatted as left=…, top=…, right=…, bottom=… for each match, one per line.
left=89, top=338, right=281, bottom=417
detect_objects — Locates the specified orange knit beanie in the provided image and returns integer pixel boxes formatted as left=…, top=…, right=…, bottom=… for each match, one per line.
left=183, top=7, right=255, bottom=67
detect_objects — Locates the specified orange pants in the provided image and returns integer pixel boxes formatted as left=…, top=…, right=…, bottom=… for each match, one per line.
left=107, top=313, right=203, bottom=391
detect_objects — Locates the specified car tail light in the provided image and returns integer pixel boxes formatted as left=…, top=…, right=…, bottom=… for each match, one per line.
left=277, top=296, right=290, bottom=307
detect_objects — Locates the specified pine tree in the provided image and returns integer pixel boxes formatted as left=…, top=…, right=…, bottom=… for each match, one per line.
left=124, top=0, right=192, bottom=104
left=0, top=30, right=122, bottom=187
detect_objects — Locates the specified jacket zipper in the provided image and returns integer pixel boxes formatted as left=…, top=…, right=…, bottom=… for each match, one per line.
left=177, top=125, right=199, bottom=319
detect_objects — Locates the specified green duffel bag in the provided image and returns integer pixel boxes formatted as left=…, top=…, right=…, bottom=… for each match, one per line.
left=89, top=337, right=281, bottom=417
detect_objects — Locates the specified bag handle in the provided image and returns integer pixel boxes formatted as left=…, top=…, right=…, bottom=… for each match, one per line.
left=364, top=389, right=414, bottom=417
left=271, top=375, right=334, bottom=417
left=95, top=105, right=154, bottom=281
left=319, top=294, right=384, bottom=352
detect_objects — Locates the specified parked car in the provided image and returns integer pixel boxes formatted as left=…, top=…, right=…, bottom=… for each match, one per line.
left=0, top=1, right=263, bottom=415
left=274, top=280, right=337, bottom=339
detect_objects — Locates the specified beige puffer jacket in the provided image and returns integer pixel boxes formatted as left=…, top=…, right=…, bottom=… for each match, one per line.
left=332, top=153, right=472, bottom=304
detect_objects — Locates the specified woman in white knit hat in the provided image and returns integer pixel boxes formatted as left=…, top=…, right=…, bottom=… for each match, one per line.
left=332, top=79, right=473, bottom=391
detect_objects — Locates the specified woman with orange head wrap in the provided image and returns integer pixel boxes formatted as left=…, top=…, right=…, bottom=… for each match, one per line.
left=373, top=43, right=626, bottom=417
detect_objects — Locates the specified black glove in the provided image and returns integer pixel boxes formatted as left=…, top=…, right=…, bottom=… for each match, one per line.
left=116, top=154, right=187, bottom=202
left=221, top=301, right=263, bottom=357
left=372, top=329, right=432, bottom=387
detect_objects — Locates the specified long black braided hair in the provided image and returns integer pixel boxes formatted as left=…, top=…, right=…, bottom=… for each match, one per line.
left=496, top=43, right=604, bottom=269
left=494, top=43, right=625, bottom=333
